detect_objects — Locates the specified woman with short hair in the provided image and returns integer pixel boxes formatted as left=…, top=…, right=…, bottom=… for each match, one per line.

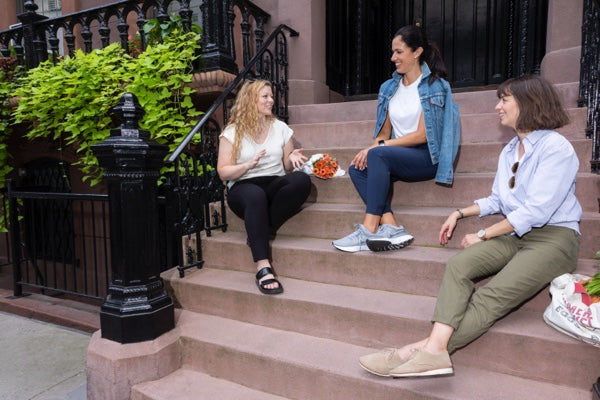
left=359, top=75, right=581, bottom=377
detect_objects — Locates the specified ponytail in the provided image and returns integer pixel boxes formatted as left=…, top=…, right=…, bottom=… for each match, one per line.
left=425, top=41, right=447, bottom=83
left=394, top=25, right=447, bottom=84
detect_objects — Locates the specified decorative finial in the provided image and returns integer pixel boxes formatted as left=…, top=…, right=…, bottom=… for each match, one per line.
left=110, top=93, right=149, bottom=139
left=23, top=1, right=39, bottom=13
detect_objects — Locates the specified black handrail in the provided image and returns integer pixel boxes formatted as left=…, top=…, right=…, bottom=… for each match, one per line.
left=167, top=23, right=299, bottom=163
left=578, top=0, right=600, bottom=173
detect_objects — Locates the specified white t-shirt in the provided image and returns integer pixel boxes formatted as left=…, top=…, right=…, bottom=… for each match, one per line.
left=220, top=119, right=293, bottom=187
left=388, top=74, right=423, bottom=138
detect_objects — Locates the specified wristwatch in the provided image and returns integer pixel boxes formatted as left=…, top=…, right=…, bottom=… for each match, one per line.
left=378, top=139, right=385, bottom=146
left=477, top=229, right=487, bottom=240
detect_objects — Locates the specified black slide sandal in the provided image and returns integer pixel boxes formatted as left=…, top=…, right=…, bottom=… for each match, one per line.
left=255, top=266, right=284, bottom=295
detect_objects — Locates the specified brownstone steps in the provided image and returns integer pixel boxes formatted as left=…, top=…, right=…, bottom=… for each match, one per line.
left=301, top=138, right=593, bottom=174
left=288, top=83, right=580, bottom=124
left=290, top=108, right=588, bottom=149
left=131, top=309, right=593, bottom=400
left=298, top=174, right=600, bottom=214
left=224, top=201, right=600, bottom=259
left=199, top=230, right=597, bottom=312
left=143, top=80, right=599, bottom=400
left=132, top=368, right=292, bottom=400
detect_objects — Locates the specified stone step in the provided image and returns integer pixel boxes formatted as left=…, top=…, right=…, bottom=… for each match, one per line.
left=298, top=173, right=600, bottom=214
left=224, top=200, right=600, bottom=259
left=132, top=368, right=291, bottom=400
left=288, top=82, right=580, bottom=124
left=302, top=139, right=593, bottom=174
left=152, top=303, right=597, bottom=397
left=290, top=108, right=588, bottom=149
left=200, top=231, right=598, bottom=312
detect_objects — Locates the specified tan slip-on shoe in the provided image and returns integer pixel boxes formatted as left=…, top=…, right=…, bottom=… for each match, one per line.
left=359, top=348, right=408, bottom=377
left=389, top=349, right=453, bottom=377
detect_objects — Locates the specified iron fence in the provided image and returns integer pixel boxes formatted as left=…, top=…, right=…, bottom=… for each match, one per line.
left=0, top=0, right=271, bottom=77
left=0, top=189, right=11, bottom=268
left=7, top=182, right=110, bottom=299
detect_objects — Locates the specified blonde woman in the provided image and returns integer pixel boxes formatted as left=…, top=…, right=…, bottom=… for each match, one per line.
left=217, top=80, right=311, bottom=295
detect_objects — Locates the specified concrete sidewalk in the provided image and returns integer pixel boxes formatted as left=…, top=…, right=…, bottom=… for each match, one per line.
left=0, top=311, right=90, bottom=400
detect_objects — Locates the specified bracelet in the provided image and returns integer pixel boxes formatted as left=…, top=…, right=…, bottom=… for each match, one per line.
left=456, top=208, right=465, bottom=219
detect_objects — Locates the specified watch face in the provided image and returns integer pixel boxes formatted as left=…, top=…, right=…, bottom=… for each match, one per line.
left=478, top=229, right=485, bottom=238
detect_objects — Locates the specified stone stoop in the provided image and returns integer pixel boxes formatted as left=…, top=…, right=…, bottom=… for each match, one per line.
left=90, top=82, right=600, bottom=400
left=129, top=311, right=592, bottom=400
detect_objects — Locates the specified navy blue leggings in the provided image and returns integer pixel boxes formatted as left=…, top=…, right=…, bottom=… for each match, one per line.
left=348, top=144, right=437, bottom=215
left=227, top=171, right=311, bottom=262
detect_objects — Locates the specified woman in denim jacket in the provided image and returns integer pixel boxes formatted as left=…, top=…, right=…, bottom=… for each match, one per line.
left=333, top=25, right=461, bottom=253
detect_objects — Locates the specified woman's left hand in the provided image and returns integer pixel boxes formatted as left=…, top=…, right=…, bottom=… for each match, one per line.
left=461, top=233, right=481, bottom=249
left=289, top=148, right=308, bottom=169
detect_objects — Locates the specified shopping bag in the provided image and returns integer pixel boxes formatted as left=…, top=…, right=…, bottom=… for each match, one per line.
left=543, top=273, right=600, bottom=347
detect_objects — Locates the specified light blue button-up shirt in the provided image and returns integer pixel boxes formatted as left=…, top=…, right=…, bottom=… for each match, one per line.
left=475, top=130, right=582, bottom=236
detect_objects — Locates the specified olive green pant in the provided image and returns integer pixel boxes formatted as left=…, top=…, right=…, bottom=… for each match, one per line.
left=432, top=225, right=580, bottom=353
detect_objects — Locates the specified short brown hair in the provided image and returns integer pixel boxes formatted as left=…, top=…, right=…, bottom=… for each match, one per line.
left=496, top=75, right=570, bottom=132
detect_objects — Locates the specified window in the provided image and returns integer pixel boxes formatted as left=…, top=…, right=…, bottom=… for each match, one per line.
left=48, top=0, right=61, bottom=11
left=17, top=0, right=62, bottom=19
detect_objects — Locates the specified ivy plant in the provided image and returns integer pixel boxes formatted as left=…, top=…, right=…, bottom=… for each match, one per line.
left=0, top=56, right=24, bottom=232
left=11, top=28, right=203, bottom=186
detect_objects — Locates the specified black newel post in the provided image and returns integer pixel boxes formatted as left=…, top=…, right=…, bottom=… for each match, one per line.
left=92, top=93, right=174, bottom=344
left=17, top=0, right=48, bottom=70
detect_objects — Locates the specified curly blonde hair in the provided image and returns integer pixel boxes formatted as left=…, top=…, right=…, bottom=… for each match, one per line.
left=225, top=80, right=276, bottom=162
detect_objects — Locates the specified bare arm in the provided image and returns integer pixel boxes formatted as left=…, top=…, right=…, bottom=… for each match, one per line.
left=439, top=204, right=516, bottom=248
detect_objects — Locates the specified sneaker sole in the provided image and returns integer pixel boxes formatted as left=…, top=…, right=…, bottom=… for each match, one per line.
left=390, top=367, right=453, bottom=377
left=332, top=243, right=369, bottom=252
left=358, top=361, right=392, bottom=377
left=366, top=236, right=414, bottom=252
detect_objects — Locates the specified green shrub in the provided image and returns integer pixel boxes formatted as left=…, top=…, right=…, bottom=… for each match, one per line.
left=11, top=28, right=202, bottom=186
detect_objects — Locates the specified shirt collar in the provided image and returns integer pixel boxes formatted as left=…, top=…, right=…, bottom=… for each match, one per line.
left=507, top=129, right=551, bottom=150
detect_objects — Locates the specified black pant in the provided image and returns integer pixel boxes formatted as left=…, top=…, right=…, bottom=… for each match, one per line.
left=227, top=171, right=311, bottom=262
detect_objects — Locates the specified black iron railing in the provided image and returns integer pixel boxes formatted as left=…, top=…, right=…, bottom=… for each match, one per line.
left=0, top=0, right=272, bottom=76
left=579, top=0, right=600, bottom=174
left=7, top=181, right=110, bottom=299
left=0, top=189, right=11, bottom=268
left=1, top=0, right=292, bottom=282
left=165, top=23, right=298, bottom=277
left=1, top=0, right=193, bottom=70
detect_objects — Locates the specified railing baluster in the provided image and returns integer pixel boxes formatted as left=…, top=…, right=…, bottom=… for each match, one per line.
left=99, top=18, right=110, bottom=48
left=117, top=13, right=129, bottom=52
left=8, top=181, right=22, bottom=297
left=579, top=0, right=600, bottom=174
left=47, top=28, right=59, bottom=63
left=81, top=21, right=92, bottom=53
left=64, top=25, right=75, bottom=57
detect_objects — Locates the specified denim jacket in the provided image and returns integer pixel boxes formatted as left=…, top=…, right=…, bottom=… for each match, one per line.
left=373, top=63, right=461, bottom=184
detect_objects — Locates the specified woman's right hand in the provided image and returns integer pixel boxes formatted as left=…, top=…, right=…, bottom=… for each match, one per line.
left=217, top=137, right=267, bottom=181
left=351, top=147, right=372, bottom=170
left=247, top=149, right=266, bottom=169
left=439, top=213, right=459, bottom=245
